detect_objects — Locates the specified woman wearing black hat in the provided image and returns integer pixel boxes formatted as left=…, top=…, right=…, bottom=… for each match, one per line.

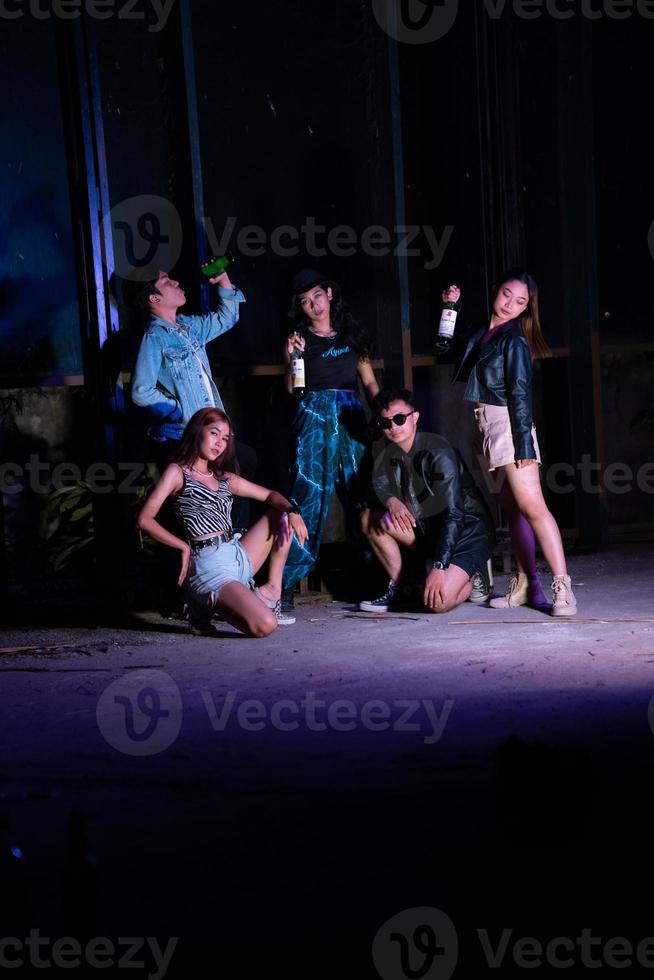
left=281, top=269, right=379, bottom=605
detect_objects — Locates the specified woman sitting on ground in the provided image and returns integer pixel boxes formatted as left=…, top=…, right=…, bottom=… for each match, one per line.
left=137, top=407, right=308, bottom=636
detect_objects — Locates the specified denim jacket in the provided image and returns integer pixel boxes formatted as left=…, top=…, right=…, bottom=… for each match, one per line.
left=449, top=319, right=536, bottom=461
left=131, top=285, right=245, bottom=441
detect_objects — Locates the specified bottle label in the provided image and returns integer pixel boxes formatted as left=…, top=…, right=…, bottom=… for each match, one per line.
left=291, top=355, right=305, bottom=388
left=438, top=308, right=458, bottom=339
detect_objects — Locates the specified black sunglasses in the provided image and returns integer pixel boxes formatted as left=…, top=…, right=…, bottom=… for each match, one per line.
left=377, top=411, right=416, bottom=430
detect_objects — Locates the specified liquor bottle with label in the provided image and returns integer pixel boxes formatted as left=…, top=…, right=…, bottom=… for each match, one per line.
left=290, top=343, right=306, bottom=397
left=435, top=284, right=461, bottom=353
left=200, top=253, right=232, bottom=279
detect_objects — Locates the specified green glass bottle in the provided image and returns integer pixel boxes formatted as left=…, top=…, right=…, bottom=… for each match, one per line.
left=200, top=253, right=232, bottom=279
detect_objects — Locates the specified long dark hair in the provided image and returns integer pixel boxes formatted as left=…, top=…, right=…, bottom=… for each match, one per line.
left=172, top=408, right=240, bottom=476
left=492, top=268, right=551, bottom=359
left=292, top=281, right=373, bottom=359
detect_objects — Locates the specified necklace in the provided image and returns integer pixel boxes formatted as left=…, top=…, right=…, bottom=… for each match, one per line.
left=189, top=464, right=213, bottom=478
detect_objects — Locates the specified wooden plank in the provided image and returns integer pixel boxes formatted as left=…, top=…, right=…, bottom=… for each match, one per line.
left=402, top=330, right=412, bottom=390
left=450, top=618, right=654, bottom=625
left=0, top=643, right=73, bottom=655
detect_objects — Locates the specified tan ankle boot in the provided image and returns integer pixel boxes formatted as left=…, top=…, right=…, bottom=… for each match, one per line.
left=551, top=574, right=577, bottom=616
left=489, top=572, right=529, bottom=608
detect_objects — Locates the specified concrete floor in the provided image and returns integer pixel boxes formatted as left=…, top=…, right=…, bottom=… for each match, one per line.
left=2, top=544, right=654, bottom=977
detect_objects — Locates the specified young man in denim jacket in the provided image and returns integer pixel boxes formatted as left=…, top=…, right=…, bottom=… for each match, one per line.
left=131, top=267, right=244, bottom=461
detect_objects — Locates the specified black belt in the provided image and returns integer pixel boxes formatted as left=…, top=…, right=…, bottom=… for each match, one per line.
left=190, top=532, right=233, bottom=552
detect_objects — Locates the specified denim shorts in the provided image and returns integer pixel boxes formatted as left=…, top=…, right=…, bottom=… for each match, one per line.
left=187, top=534, right=254, bottom=604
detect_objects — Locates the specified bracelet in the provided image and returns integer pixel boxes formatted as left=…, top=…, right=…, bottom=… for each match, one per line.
left=286, top=506, right=301, bottom=516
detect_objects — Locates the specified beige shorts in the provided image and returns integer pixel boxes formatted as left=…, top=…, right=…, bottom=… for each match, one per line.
left=473, top=403, right=541, bottom=471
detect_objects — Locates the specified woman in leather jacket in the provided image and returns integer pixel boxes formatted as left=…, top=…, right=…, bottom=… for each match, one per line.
left=444, top=269, right=577, bottom=616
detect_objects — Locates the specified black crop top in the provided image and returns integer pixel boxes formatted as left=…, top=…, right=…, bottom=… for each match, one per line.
left=301, top=330, right=360, bottom=391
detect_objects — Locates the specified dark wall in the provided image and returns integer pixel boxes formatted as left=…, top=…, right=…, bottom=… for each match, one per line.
left=399, top=5, right=492, bottom=355
left=191, top=0, right=390, bottom=367
left=594, top=16, right=653, bottom=341
left=0, top=18, right=81, bottom=380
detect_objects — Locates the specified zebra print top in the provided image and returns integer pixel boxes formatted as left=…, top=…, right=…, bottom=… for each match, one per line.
left=173, top=468, right=233, bottom=539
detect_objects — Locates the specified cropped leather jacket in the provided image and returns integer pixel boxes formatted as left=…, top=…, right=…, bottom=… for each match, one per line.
left=449, top=319, right=536, bottom=461
left=372, top=431, right=495, bottom=568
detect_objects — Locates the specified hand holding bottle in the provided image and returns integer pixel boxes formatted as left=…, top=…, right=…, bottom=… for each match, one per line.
left=437, top=283, right=461, bottom=345
left=285, top=332, right=306, bottom=396
left=285, top=331, right=305, bottom=357
left=200, top=254, right=233, bottom=288
left=208, top=270, right=233, bottom=288
left=442, top=284, right=461, bottom=305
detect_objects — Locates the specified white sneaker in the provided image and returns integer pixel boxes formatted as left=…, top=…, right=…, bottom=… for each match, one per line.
left=468, top=564, right=491, bottom=604
left=273, top=599, right=296, bottom=626
left=359, top=581, right=398, bottom=613
left=254, top=587, right=296, bottom=625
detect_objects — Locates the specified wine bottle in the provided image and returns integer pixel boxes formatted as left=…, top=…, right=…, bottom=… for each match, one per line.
left=200, top=253, right=232, bottom=279
left=435, top=286, right=460, bottom=353
left=290, top=344, right=306, bottom=397
left=438, top=299, right=458, bottom=341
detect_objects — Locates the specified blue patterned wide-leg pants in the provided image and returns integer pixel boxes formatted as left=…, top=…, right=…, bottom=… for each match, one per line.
left=282, top=390, right=369, bottom=591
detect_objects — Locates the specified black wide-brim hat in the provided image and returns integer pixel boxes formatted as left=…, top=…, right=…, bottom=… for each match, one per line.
left=288, top=268, right=341, bottom=317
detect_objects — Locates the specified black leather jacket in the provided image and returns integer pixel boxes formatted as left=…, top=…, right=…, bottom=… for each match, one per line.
left=447, top=319, right=536, bottom=461
left=371, top=431, right=495, bottom=568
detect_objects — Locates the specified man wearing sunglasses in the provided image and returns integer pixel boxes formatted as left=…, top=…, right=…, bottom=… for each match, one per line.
left=359, top=389, right=496, bottom=614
